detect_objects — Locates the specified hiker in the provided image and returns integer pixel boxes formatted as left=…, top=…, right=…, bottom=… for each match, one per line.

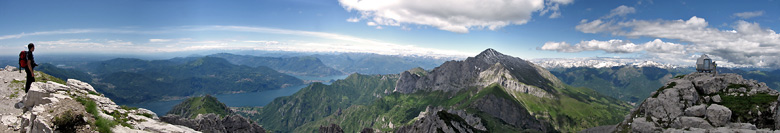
left=713, top=61, right=718, bottom=75
left=23, top=43, right=37, bottom=93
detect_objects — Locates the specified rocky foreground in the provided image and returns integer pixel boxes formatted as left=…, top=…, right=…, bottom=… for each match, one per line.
left=596, top=72, right=780, bottom=132
left=0, top=66, right=199, bottom=132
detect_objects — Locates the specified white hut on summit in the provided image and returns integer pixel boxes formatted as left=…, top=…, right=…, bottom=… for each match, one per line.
left=696, top=54, right=717, bottom=73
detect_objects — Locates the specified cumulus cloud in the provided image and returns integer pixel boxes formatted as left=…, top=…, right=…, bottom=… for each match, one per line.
left=339, top=0, right=572, bottom=33
left=569, top=16, right=780, bottom=68
left=540, top=39, right=685, bottom=54
left=604, top=5, right=635, bottom=18
left=733, top=11, right=764, bottom=19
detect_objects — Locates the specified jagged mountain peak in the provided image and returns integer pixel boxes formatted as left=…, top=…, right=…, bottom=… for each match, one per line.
left=477, top=48, right=503, bottom=57
left=395, top=48, right=560, bottom=97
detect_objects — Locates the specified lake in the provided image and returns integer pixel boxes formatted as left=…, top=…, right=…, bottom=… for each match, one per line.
left=125, top=74, right=350, bottom=116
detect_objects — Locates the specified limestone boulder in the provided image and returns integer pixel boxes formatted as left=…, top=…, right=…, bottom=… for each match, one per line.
left=671, top=116, right=713, bottom=129
left=684, top=104, right=707, bottom=117
left=706, top=104, right=732, bottom=127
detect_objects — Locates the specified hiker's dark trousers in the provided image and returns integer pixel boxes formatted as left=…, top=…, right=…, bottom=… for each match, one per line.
left=24, top=68, right=34, bottom=93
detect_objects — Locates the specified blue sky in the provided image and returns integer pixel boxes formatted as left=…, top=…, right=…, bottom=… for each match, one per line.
left=1, top=0, right=779, bottom=67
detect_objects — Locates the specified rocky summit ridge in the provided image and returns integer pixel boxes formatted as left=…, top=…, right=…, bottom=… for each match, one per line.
left=610, top=72, right=780, bottom=132
left=394, top=48, right=562, bottom=98
left=0, top=66, right=198, bottom=132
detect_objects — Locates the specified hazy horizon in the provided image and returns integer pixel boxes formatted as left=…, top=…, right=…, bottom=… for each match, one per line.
left=1, top=0, right=779, bottom=68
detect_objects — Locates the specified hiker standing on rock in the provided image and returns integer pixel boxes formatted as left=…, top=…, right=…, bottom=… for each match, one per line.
left=22, top=43, right=37, bottom=92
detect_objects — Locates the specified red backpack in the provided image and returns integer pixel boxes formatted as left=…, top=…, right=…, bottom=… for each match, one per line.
left=19, top=51, right=27, bottom=72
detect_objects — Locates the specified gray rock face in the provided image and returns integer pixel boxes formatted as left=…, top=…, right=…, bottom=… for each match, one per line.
left=67, top=79, right=97, bottom=93
left=393, top=71, right=420, bottom=94
left=631, top=118, right=659, bottom=133
left=578, top=125, right=616, bottom=133
left=706, top=104, right=732, bottom=127
left=711, top=95, right=722, bottom=103
left=393, top=48, right=560, bottom=97
left=671, top=117, right=713, bottom=129
left=3, top=65, right=17, bottom=71
left=727, top=123, right=758, bottom=130
left=161, top=113, right=266, bottom=133
left=611, top=72, right=780, bottom=132
left=395, top=107, right=485, bottom=133
left=318, top=124, right=344, bottom=133
left=13, top=80, right=198, bottom=133
left=470, top=95, right=549, bottom=132
left=684, top=104, right=707, bottom=117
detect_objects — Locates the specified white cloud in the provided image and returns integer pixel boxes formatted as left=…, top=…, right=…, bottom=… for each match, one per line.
left=733, top=11, right=764, bottom=19
left=149, top=39, right=172, bottom=42
left=339, top=0, right=571, bottom=33
left=346, top=17, right=360, bottom=22
left=569, top=16, right=780, bottom=68
left=0, top=26, right=472, bottom=58
left=367, top=22, right=377, bottom=26
left=0, top=29, right=96, bottom=40
left=604, top=5, right=635, bottom=18
left=575, top=19, right=619, bottom=33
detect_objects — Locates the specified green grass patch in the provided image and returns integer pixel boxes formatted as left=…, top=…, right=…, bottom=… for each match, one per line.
left=8, top=91, right=19, bottom=98
left=74, top=96, right=120, bottom=133
left=37, top=72, right=66, bottom=85
left=674, top=74, right=686, bottom=79
left=652, top=82, right=676, bottom=98
left=95, top=116, right=117, bottom=133
left=720, top=93, right=778, bottom=123
left=88, top=91, right=100, bottom=96
left=10, top=79, right=24, bottom=84
left=140, top=113, right=155, bottom=119
left=168, top=95, right=230, bottom=119
left=120, top=105, right=138, bottom=110
left=727, top=83, right=750, bottom=91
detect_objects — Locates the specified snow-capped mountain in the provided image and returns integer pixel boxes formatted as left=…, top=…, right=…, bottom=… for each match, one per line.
left=530, top=58, right=681, bottom=69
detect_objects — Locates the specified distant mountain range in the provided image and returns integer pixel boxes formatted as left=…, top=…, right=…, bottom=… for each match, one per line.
left=531, top=58, right=681, bottom=69
left=206, top=53, right=344, bottom=77
left=543, top=63, right=780, bottom=104
left=312, top=53, right=451, bottom=75
left=38, top=57, right=303, bottom=104
left=237, top=48, right=632, bottom=132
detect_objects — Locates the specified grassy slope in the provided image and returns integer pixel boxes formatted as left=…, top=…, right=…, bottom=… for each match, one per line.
left=243, top=74, right=398, bottom=132
left=295, top=84, right=631, bottom=132
left=550, top=66, right=692, bottom=103
left=514, top=84, right=632, bottom=132
left=167, top=95, right=231, bottom=118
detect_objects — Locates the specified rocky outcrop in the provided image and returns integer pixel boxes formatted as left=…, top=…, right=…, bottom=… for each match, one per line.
left=393, top=48, right=561, bottom=98
left=612, top=72, right=780, bottom=132
left=395, top=107, right=487, bottom=133
left=470, top=94, right=550, bottom=132
left=6, top=79, right=198, bottom=132
left=167, top=95, right=232, bottom=119
left=318, top=124, right=344, bottom=133
left=161, top=113, right=265, bottom=133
